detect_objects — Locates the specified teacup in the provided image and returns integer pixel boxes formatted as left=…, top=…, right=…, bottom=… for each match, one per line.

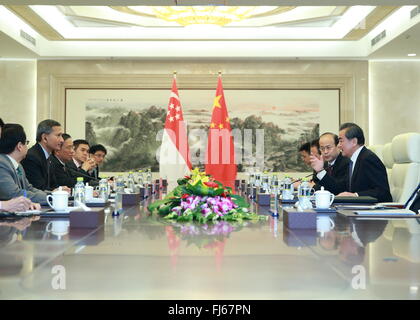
left=317, top=216, right=335, bottom=236
left=315, top=187, right=335, bottom=209
left=46, top=187, right=69, bottom=211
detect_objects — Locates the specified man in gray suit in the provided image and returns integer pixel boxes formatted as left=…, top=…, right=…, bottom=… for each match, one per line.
left=0, top=124, right=47, bottom=204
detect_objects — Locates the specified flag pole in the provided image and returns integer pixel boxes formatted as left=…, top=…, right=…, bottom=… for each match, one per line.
left=173, top=71, right=177, bottom=79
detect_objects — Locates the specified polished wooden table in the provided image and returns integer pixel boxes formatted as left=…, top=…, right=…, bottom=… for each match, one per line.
left=1, top=191, right=420, bottom=300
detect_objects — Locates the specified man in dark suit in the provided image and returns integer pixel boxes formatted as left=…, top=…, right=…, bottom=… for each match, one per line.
left=297, top=141, right=319, bottom=186
left=0, top=118, right=4, bottom=135
left=21, top=119, right=63, bottom=191
left=310, top=132, right=350, bottom=193
left=312, top=123, right=392, bottom=202
left=66, top=139, right=98, bottom=185
left=88, top=144, right=107, bottom=179
left=50, top=133, right=78, bottom=188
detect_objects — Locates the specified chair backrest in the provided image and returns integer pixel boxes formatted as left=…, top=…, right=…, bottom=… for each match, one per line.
left=382, top=143, right=394, bottom=170
left=390, top=133, right=420, bottom=203
left=369, top=144, right=384, bottom=162
left=382, top=142, right=394, bottom=198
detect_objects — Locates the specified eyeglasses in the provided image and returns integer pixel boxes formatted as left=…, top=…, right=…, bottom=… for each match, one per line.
left=26, top=140, right=30, bottom=145
left=320, top=145, right=334, bottom=152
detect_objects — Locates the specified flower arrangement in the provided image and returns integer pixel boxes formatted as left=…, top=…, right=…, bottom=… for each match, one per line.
left=148, top=168, right=265, bottom=223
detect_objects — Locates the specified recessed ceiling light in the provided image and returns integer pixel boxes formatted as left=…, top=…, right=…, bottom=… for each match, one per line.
left=407, top=53, right=417, bottom=56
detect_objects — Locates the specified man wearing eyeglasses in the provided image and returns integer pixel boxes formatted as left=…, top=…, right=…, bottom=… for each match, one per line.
left=309, top=132, right=350, bottom=194
left=0, top=124, right=47, bottom=204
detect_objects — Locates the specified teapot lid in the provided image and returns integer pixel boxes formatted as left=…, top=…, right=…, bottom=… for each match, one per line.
left=315, top=186, right=330, bottom=194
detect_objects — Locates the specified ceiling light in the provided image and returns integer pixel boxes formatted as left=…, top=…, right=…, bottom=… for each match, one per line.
left=128, top=6, right=278, bottom=26
left=407, top=53, right=417, bottom=56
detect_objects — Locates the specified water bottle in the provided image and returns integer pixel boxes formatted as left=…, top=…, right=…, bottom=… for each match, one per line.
left=281, top=176, right=294, bottom=200
left=137, top=170, right=144, bottom=187
left=262, top=173, right=270, bottom=193
left=271, top=174, right=278, bottom=194
left=74, top=177, right=85, bottom=206
left=146, top=169, right=152, bottom=186
left=298, top=179, right=314, bottom=209
left=127, top=171, right=135, bottom=193
left=99, top=179, right=109, bottom=201
left=255, top=172, right=261, bottom=188
left=116, top=175, right=125, bottom=193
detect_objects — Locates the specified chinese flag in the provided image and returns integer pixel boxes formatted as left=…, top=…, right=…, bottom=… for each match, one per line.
left=205, top=75, right=237, bottom=190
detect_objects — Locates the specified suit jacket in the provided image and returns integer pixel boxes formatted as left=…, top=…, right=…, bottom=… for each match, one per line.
left=0, top=154, right=48, bottom=203
left=21, top=143, right=57, bottom=191
left=65, top=159, right=99, bottom=186
left=50, top=155, right=77, bottom=188
left=319, top=146, right=392, bottom=202
left=409, top=187, right=420, bottom=214
left=315, top=153, right=350, bottom=194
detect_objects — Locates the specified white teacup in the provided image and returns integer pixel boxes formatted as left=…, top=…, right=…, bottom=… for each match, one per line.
left=46, top=221, right=69, bottom=239
left=315, top=187, right=335, bottom=209
left=85, top=185, right=94, bottom=201
left=317, top=216, right=335, bottom=236
left=46, top=187, right=69, bottom=211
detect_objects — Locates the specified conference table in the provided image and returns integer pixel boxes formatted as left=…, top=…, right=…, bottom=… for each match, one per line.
left=1, top=190, right=420, bottom=300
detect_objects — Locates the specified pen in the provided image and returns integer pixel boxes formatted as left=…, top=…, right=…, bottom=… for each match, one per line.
left=23, top=190, right=27, bottom=198
left=292, top=173, right=313, bottom=184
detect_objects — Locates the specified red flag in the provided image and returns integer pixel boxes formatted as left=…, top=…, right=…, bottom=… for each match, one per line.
left=159, top=76, right=192, bottom=190
left=205, top=76, right=237, bottom=190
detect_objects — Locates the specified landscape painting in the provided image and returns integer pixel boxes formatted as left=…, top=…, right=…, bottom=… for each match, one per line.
left=65, top=88, right=339, bottom=173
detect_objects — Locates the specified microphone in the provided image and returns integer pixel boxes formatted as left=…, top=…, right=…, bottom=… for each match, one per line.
left=66, top=166, right=100, bottom=182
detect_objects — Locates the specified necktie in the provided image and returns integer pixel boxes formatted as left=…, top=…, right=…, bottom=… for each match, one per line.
left=16, top=166, right=24, bottom=189
left=326, top=165, right=333, bottom=176
left=47, top=155, right=52, bottom=189
left=348, top=159, right=353, bottom=191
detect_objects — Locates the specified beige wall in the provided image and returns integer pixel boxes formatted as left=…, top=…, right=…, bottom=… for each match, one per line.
left=369, top=61, right=420, bottom=145
left=37, top=59, right=369, bottom=138
left=7, top=59, right=419, bottom=154
left=0, top=60, right=37, bottom=142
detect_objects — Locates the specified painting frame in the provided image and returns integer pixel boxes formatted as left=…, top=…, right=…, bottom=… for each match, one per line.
left=65, top=85, right=340, bottom=172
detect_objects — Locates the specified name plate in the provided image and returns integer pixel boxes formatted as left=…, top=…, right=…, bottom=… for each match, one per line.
left=257, top=193, right=271, bottom=206
left=122, top=192, right=142, bottom=206
left=69, top=208, right=105, bottom=229
left=283, top=208, right=317, bottom=229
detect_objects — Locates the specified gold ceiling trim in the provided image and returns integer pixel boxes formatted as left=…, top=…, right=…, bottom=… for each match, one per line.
left=343, top=6, right=399, bottom=40
left=261, top=7, right=349, bottom=28
left=110, top=6, right=296, bottom=25
left=4, top=5, right=401, bottom=42
left=236, top=6, right=295, bottom=19
left=110, top=6, right=159, bottom=19
left=6, top=5, right=64, bottom=40
left=65, top=13, right=142, bottom=28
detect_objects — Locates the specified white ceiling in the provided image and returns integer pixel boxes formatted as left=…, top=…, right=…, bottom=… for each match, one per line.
left=0, top=1, right=419, bottom=60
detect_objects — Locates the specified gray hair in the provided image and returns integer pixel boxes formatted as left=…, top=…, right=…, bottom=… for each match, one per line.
left=36, top=119, right=61, bottom=142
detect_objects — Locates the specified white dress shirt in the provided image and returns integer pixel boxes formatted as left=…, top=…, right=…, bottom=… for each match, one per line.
left=316, top=157, right=338, bottom=181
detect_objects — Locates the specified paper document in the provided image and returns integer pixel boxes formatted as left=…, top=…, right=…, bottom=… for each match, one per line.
left=354, top=209, right=416, bottom=216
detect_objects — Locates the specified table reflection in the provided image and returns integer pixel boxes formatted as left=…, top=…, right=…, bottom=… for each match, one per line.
left=1, top=195, right=420, bottom=299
